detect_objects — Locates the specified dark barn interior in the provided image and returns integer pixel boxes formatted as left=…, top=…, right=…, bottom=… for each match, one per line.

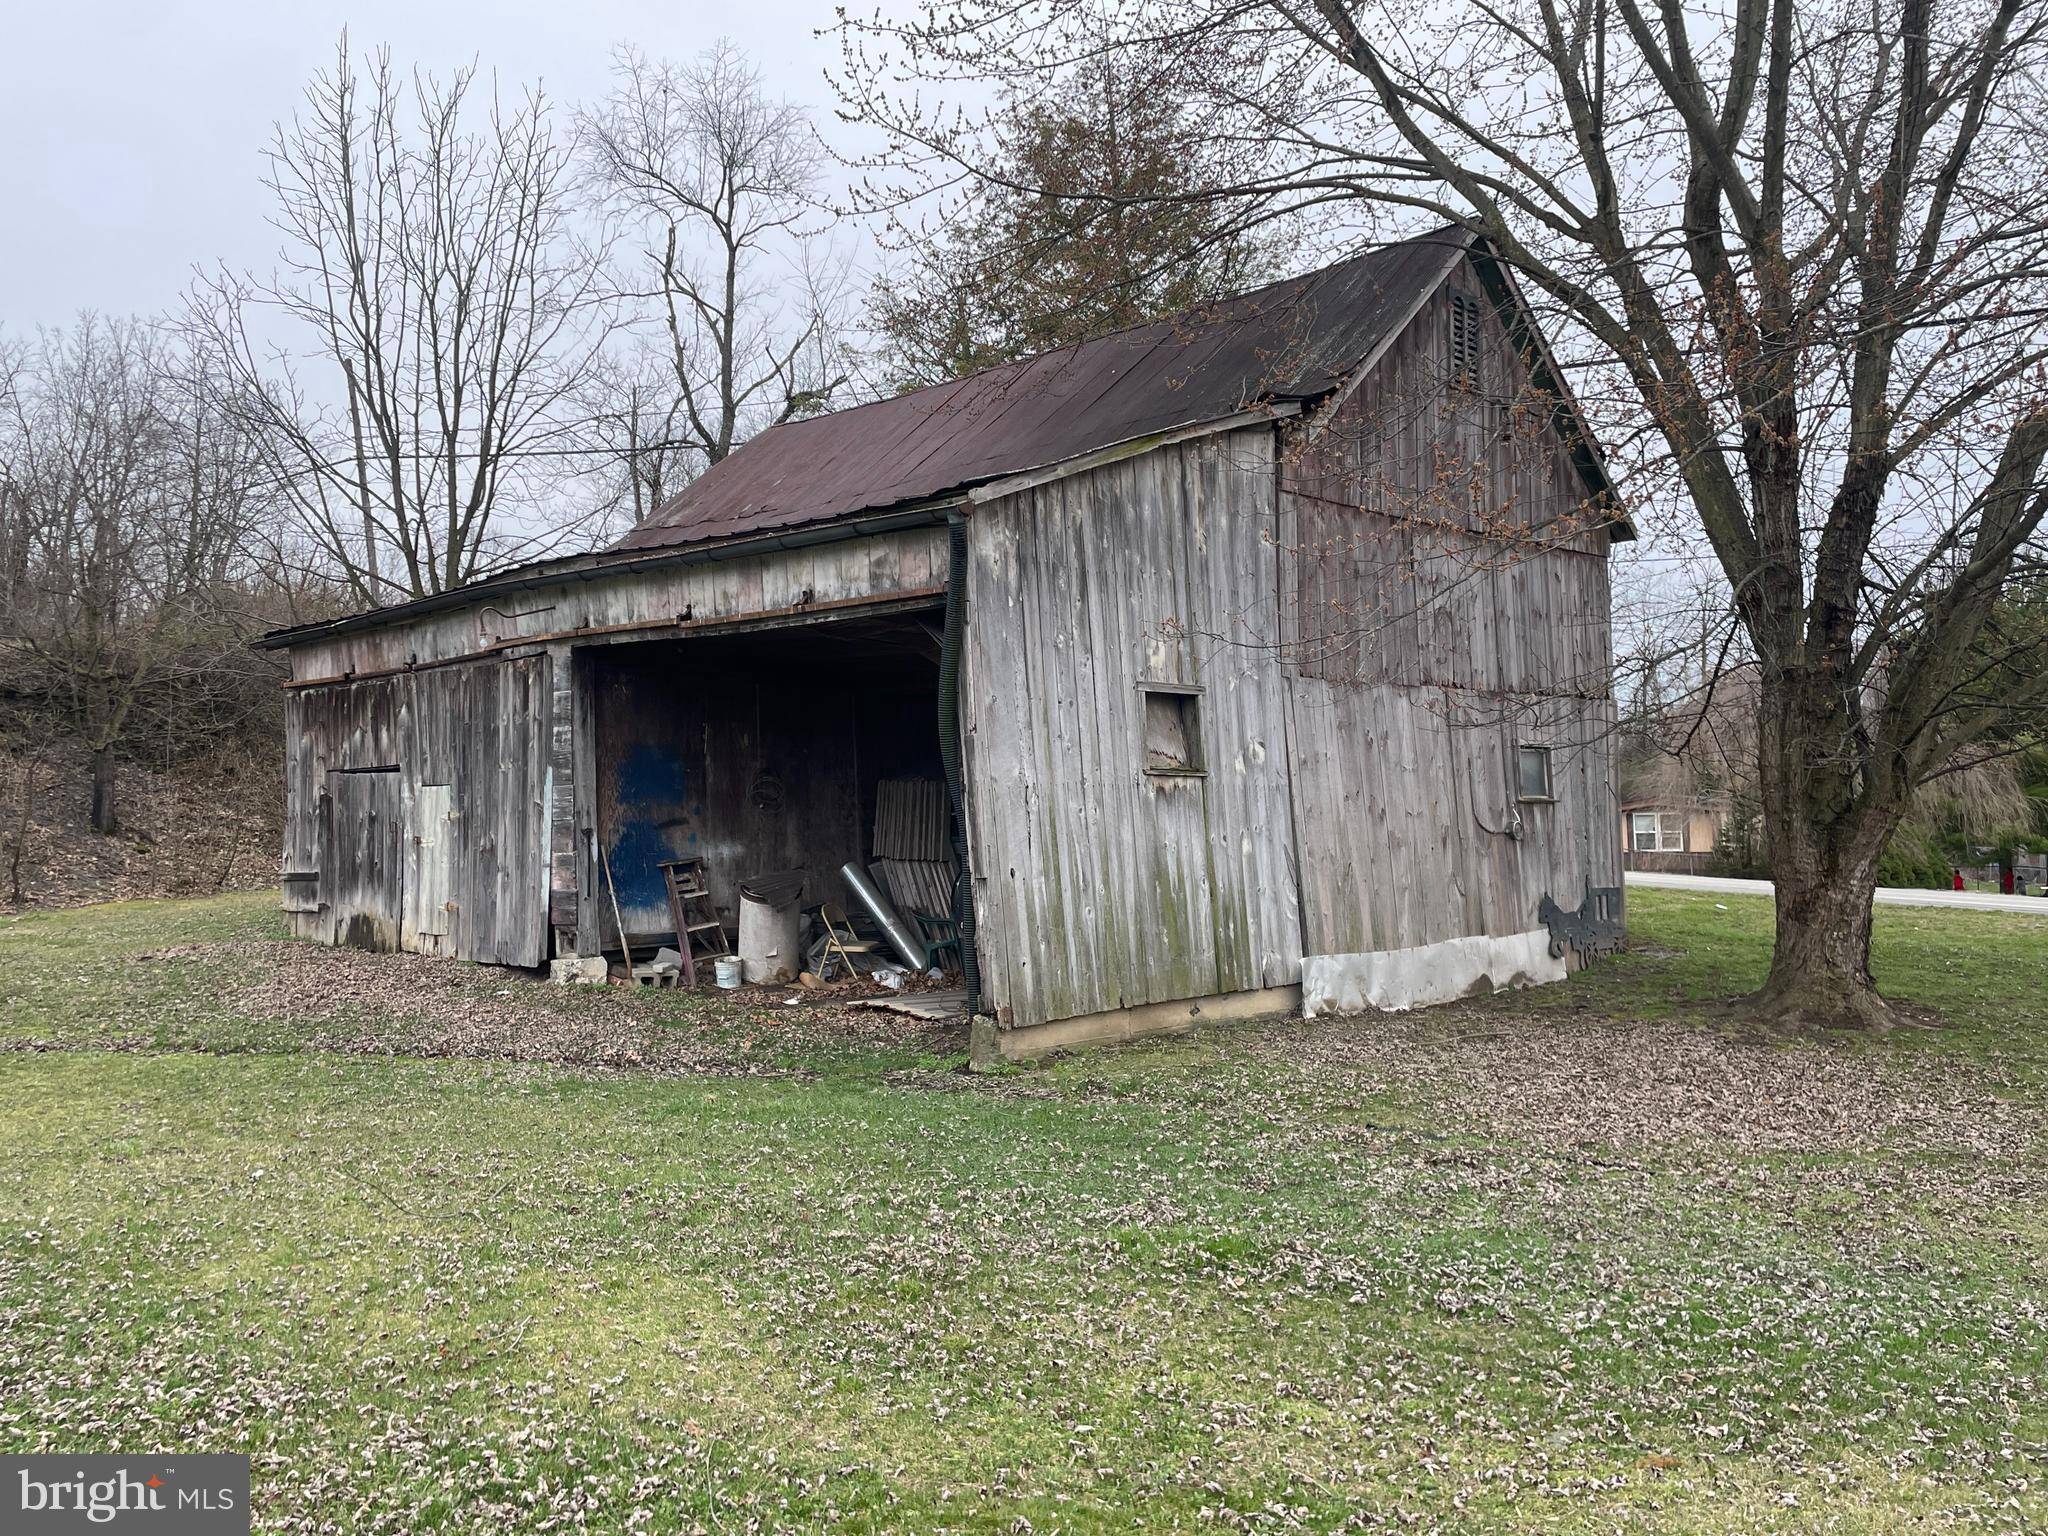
left=588, top=608, right=949, bottom=950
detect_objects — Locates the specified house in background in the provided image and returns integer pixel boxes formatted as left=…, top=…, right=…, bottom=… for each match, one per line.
left=259, top=227, right=1632, bottom=1060
left=1615, top=666, right=1758, bottom=875
left=1618, top=659, right=2048, bottom=884
left=1620, top=798, right=1730, bottom=873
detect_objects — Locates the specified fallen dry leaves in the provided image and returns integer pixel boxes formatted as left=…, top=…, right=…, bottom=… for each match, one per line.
left=0, top=738, right=279, bottom=909
left=151, top=938, right=956, bottom=1074
left=1245, top=1004, right=2042, bottom=1157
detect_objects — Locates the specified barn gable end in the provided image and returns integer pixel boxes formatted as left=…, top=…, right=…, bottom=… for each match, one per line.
left=1276, top=251, right=1620, bottom=1011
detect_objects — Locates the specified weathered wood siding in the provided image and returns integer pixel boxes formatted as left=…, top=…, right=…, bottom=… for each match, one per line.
left=1275, top=683, right=1617, bottom=955
left=284, top=526, right=951, bottom=682
left=545, top=642, right=589, bottom=947
left=960, top=252, right=1619, bottom=1032
left=1277, top=259, right=1620, bottom=959
left=282, top=655, right=550, bottom=965
left=962, top=427, right=1303, bottom=1030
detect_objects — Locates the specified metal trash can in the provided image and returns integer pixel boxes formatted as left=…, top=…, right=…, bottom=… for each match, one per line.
left=736, top=869, right=806, bottom=984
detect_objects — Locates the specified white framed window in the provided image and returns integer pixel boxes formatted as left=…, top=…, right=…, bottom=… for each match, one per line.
left=1516, top=744, right=1553, bottom=801
left=1631, top=811, right=1685, bottom=852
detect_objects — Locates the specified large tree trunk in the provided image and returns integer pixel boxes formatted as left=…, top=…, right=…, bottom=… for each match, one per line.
left=1754, top=848, right=1892, bottom=1030
left=1750, top=675, right=1897, bottom=1031
left=89, top=745, right=119, bottom=835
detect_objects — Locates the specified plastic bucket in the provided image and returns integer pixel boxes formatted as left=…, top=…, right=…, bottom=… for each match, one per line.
left=714, top=955, right=743, bottom=989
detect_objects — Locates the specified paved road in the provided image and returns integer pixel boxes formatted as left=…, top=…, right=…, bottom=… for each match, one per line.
left=1626, top=869, right=2048, bottom=915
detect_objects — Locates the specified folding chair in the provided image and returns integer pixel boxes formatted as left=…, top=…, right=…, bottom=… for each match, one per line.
left=817, top=901, right=880, bottom=981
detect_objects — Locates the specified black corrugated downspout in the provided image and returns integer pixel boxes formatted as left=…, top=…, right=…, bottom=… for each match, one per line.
left=938, top=512, right=982, bottom=1015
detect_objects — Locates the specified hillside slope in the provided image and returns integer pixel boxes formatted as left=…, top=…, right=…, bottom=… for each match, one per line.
left=0, top=735, right=279, bottom=908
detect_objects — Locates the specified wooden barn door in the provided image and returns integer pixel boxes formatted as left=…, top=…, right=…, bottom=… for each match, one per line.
left=398, top=656, right=550, bottom=967
left=324, top=768, right=403, bottom=951
left=402, top=783, right=456, bottom=954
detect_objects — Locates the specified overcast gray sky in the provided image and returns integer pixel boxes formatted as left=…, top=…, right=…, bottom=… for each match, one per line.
left=1, top=0, right=857, bottom=334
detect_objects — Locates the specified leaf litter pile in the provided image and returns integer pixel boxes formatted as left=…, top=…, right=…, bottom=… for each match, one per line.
left=118, top=938, right=954, bottom=1072
left=2, top=890, right=2045, bottom=1533
left=56, top=933, right=2042, bottom=1160
left=1234, top=1006, right=2042, bottom=1157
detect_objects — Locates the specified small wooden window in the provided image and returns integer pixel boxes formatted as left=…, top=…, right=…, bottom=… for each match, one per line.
left=1448, top=291, right=1484, bottom=393
left=1516, top=744, right=1553, bottom=801
left=1141, top=685, right=1204, bottom=775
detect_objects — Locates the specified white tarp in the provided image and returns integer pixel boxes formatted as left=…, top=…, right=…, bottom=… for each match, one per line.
left=1302, top=929, right=1565, bottom=1017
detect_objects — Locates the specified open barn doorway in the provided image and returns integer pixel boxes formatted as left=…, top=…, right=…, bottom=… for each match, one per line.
left=579, top=605, right=961, bottom=999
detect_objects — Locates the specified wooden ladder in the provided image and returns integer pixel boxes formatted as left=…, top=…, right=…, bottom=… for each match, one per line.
left=658, top=858, right=729, bottom=986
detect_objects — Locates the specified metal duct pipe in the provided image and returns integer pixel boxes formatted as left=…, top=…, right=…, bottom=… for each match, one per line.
left=839, top=862, right=929, bottom=971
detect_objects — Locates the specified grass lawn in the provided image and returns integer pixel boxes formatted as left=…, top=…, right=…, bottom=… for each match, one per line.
left=0, top=889, right=2043, bottom=1533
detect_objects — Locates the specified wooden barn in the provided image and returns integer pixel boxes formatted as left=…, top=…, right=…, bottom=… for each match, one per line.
left=260, top=227, right=1630, bottom=1060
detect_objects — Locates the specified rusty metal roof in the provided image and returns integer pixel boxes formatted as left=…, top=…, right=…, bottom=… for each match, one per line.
left=257, top=228, right=1630, bottom=652
left=614, top=230, right=1474, bottom=553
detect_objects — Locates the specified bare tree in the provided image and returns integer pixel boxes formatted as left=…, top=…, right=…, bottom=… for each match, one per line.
left=0, top=318, right=269, bottom=832
left=192, top=39, right=605, bottom=604
left=582, top=42, right=852, bottom=480
left=570, top=340, right=702, bottom=535
left=4, top=740, right=47, bottom=905
left=840, top=0, right=2048, bottom=1029
left=0, top=334, right=29, bottom=615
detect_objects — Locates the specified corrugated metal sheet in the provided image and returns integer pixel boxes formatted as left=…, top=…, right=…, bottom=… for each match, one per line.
left=872, top=778, right=951, bottom=861
left=614, top=233, right=1469, bottom=553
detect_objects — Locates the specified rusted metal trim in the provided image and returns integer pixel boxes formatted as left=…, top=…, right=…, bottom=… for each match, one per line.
left=283, top=586, right=948, bottom=691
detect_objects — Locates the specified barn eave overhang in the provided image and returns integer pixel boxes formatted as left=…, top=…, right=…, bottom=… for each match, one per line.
left=254, top=497, right=967, bottom=653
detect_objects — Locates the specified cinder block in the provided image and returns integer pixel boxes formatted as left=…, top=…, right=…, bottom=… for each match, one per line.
left=549, top=955, right=609, bottom=985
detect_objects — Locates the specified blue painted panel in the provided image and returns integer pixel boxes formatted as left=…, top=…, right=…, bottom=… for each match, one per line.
left=608, top=741, right=694, bottom=913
